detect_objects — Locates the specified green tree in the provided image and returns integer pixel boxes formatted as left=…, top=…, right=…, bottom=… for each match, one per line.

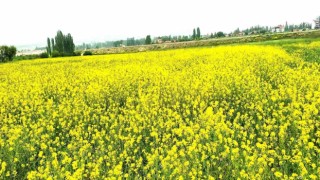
left=8, top=46, right=17, bottom=60
left=196, top=27, right=201, bottom=39
left=47, top=37, right=51, bottom=57
left=113, top=40, right=123, bottom=47
left=0, top=46, right=17, bottom=62
left=192, top=28, right=196, bottom=40
left=233, top=28, right=240, bottom=34
left=51, top=30, right=75, bottom=56
left=55, top=30, right=64, bottom=54
left=216, top=31, right=225, bottom=38
left=145, top=35, right=152, bottom=45
left=126, top=37, right=135, bottom=46
left=51, top=38, right=55, bottom=52
left=285, top=21, right=289, bottom=32
left=64, top=33, right=75, bottom=55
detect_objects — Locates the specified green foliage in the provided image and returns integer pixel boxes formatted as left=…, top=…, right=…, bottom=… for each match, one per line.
left=192, top=28, right=196, bottom=40
left=51, top=50, right=61, bottom=58
left=51, top=38, right=55, bottom=52
left=177, top=35, right=190, bottom=42
left=14, top=54, right=40, bottom=61
left=233, top=28, right=240, bottom=34
left=260, top=29, right=267, bottom=34
left=83, top=51, right=93, bottom=56
left=55, top=30, right=64, bottom=53
left=196, top=27, right=201, bottom=39
left=285, top=21, right=289, bottom=32
left=113, top=40, right=123, bottom=47
left=14, top=51, right=57, bottom=61
left=242, top=25, right=270, bottom=35
left=126, top=37, right=135, bottom=46
left=73, top=51, right=82, bottom=56
left=48, top=30, right=75, bottom=57
left=0, top=45, right=17, bottom=62
left=64, top=33, right=75, bottom=55
left=39, top=52, right=49, bottom=58
left=216, top=31, right=225, bottom=38
left=145, top=35, right=152, bottom=45
left=47, top=38, right=51, bottom=56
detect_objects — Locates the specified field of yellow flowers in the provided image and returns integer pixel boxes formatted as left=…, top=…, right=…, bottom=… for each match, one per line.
left=0, top=45, right=319, bottom=179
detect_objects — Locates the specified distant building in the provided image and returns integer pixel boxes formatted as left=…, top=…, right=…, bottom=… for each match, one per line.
left=16, top=49, right=45, bottom=56
left=234, top=32, right=244, bottom=37
left=314, top=18, right=320, bottom=29
left=201, top=34, right=210, bottom=39
left=154, top=37, right=163, bottom=44
left=272, top=25, right=284, bottom=33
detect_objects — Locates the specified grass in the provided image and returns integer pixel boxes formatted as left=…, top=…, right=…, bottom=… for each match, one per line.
left=246, top=38, right=320, bottom=63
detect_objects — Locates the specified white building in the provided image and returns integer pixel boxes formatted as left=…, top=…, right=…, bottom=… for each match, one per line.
left=314, top=18, right=320, bottom=29
left=272, top=25, right=285, bottom=33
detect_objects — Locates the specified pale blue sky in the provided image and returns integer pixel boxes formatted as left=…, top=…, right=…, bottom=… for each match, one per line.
left=0, top=0, right=319, bottom=47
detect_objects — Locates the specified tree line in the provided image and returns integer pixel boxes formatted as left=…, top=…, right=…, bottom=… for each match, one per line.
left=192, top=27, right=201, bottom=40
left=46, top=30, right=75, bottom=57
left=2, top=16, right=319, bottom=63
left=230, top=21, right=313, bottom=37
left=284, top=22, right=312, bottom=32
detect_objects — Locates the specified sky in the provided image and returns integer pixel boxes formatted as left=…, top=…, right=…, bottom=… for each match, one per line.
left=0, top=0, right=319, bottom=48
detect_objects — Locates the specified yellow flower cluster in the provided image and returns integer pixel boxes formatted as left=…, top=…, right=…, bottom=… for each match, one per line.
left=0, top=45, right=319, bottom=179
